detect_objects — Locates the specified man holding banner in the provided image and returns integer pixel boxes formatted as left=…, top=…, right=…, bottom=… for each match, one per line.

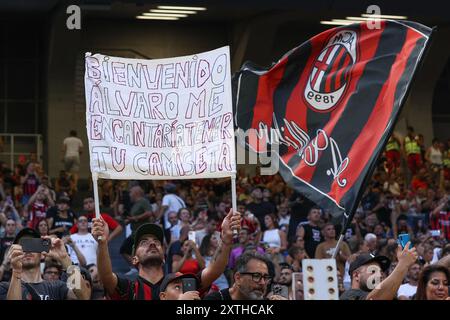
left=91, top=210, right=240, bottom=300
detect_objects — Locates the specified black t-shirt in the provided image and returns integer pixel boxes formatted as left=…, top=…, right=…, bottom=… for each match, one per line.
left=246, top=201, right=276, bottom=231
left=288, top=194, right=315, bottom=243
left=0, top=280, right=69, bottom=300
left=203, top=288, right=232, bottom=300
left=298, top=222, right=323, bottom=258
left=0, top=236, right=14, bottom=263
left=51, top=213, right=76, bottom=238
left=47, top=206, right=78, bottom=220
left=339, top=289, right=369, bottom=300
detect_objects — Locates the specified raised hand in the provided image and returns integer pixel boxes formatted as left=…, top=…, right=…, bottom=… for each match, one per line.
left=178, top=291, right=200, bottom=300
left=92, top=217, right=110, bottom=243
left=396, top=242, right=418, bottom=269
left=221, top=209, right=241, bottom=245
left=8, top=245, right=24, bottom=273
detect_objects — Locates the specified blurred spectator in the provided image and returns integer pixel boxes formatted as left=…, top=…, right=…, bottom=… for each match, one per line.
left=296, top=207, right=323, bottom=258
left=430, top=194, right=450, bottom=242
left=246, top=187, right=276, bottom=231
left=262, top=214, right=287, bottom=265
left=414, top=265, right=449, bottom=300
left=200, top=233, right=229, bottom=290
left=20, top=163, right=40, bottom=206
left=228, top=226, right=264, bottom=271
left=42, top=262, right=62, bottom=282
left=195, top=215, right=220, bottom=246
left=55, top=170, right=75, bottom=198
left=315, top=223, right=351, bottom=276
left=37, top=219, right=50, bottom=237
left=0, top=219, right=16, bottom=265
left=67, top=215, right=97, bottom=266
left=159, top=183, right=186, bottom=229
left=25, top=185, right=54, bottom=230
left=61, top=130, right=83, bottom=191
left=403, top=126, right=422, bottom=175
left=69, top=197, right=122, bottom=241
left=397, top=262, right=421, bottom=299
left=47, top=197, right=75, bottom=239
left=385, top=135, right=402, bottom=174
left=172, top=239, right=204, bottom=274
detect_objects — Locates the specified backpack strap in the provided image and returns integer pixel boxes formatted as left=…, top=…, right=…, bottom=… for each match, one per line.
left=23, top=283, right=42, bottom=301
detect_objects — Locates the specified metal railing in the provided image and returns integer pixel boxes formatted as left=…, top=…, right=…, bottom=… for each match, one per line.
left=0, top=134, right=43, bottom=169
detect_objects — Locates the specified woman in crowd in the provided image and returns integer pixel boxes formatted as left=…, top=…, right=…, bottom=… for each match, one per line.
left=262, top=213, right=287, bottom=264
left=172, top=238, right=205, bottom=274
left=200, top=233, right=229, bottom=290
left=414, top=265, right=450, bottom=300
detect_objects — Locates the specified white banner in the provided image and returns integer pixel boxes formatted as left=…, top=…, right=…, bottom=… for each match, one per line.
left=84, top=47, right=236, bottom=180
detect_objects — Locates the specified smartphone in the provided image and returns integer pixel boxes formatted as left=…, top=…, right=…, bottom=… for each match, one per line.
left=182, top=278, right=197, bottom=293
left=20, top=238, right=51, bottom=253
left=430, top=230, right=441, bottom=237
left=397, top=233, right=411, bottom=249
left=272, top=284, right=289, bottom=299
left=188, top=231, right=196, bottom=243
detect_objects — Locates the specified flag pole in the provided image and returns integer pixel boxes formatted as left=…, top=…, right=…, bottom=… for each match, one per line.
left=332, top=211, right=351, bottom=259
left=332, top=234, right=345, bottom=259
left=231, top=174, right=238, bottom=238
left=92, top=172, right=103, bottom=240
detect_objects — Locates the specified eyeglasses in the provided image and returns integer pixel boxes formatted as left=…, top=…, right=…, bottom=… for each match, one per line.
left=240, top=272, right=272, bottom=283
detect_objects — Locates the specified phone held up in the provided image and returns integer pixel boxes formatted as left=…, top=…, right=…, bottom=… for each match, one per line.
left=20, top=238, right=51, bottom=253
left=397, top=233, right=412, bottom=249
left=182, top=278, right=197, bottom=293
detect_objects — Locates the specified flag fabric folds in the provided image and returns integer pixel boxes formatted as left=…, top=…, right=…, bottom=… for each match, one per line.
left=234, top=20, right=432, bottom=224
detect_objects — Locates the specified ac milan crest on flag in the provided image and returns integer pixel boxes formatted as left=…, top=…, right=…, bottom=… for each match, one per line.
left=234, top=20, right=432, bottom=224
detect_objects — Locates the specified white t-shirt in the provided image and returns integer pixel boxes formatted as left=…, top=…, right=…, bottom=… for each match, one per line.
left=68, top=233, right=98, bottom=266
left=63, top=137, right=83, bottom=157
left=162, top=194, right=186, bottom=229
left=397, top=283, right=417, bottom=299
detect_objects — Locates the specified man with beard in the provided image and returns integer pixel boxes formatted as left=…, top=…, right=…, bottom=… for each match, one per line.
left=0, top=228, right=90, bottom=300
left=268, top=263, right=293, bottom=299
left=397, top=262, right=421, bottom=299
left=340, top=243, right=418, bottom=300
left=204, top=252, right=285, bottom=300
left=92, top=209, right=241, bottom=300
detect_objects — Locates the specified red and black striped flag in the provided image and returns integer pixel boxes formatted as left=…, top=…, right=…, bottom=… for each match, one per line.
left=234, top=20, right=432, bottom=224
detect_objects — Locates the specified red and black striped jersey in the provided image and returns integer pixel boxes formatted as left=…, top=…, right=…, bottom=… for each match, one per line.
left=430, top=211, right=450, bottom=241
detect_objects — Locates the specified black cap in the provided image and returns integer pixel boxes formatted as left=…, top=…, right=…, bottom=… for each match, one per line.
left=160, top=272, right=199, bottom=292
left=13, top=227, right=41, bottom=244
left=349, top=253, right=391, bottom=277
left=132, top=223, right=164, bottom=254
left=57, top=196, right=71, bottom=205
